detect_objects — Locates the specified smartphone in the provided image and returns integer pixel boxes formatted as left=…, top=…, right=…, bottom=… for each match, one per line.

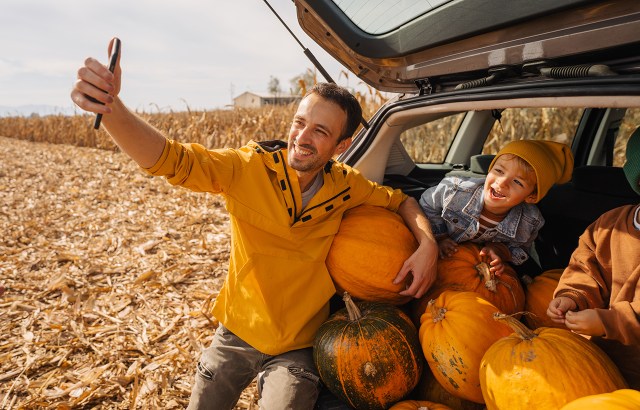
left=93, top=37, right=121, bottom=130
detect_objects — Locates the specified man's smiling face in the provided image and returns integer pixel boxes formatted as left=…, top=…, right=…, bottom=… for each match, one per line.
left=287, top=93, right=350, bottom=179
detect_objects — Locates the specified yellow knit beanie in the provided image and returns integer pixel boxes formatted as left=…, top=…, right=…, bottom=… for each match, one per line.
left=623, top=126, right=640, bottom=195
left=489, top=140, right=574, bottom=203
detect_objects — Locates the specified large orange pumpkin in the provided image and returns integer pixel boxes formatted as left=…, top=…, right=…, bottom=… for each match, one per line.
left=560, top=389, right=640, bottom=409
left=313, top=292, right=423, bottom=410
left=522, top=269, right=565, bottom=329
left=479, top=313, right=628, bottom=410
left=388, top=400, right=454, bottom=410
left=327, top=205, right=418, bottom=305
left=418, top=291, right=512, bottom=404
left=411, top=242, right=525, bottom=324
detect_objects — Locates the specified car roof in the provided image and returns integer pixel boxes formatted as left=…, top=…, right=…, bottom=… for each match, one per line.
left=294, top=0, right=640, bottom=93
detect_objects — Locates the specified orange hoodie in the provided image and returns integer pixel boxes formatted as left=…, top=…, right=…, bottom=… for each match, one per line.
left=554, top=204, right=640, bottom=388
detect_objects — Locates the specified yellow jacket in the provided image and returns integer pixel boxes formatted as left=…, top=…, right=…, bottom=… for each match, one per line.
left=146, top=139, right=407, bottom=355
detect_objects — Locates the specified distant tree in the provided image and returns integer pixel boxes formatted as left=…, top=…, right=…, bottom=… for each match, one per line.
left=268, top=76, right=281, bottom=97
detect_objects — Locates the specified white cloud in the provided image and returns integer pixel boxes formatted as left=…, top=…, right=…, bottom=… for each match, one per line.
left=0, top=0, right=346, bottom=111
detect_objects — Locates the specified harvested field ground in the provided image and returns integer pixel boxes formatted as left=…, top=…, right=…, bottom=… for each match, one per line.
left=0, top=136, right=259, bottom=409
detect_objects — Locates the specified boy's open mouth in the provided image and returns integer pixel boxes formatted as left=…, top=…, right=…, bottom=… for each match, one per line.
left=490, top=187, right=506, bottom=199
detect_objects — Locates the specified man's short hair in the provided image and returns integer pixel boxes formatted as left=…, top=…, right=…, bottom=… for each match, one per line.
left=306, top=83, right=363, bottom=142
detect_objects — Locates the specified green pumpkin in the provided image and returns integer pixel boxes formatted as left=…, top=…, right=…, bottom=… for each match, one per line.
left=313, top=292, right=423, bottom=410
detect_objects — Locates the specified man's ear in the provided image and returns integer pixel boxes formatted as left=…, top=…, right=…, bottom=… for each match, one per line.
left=335, top=137, right=352, bottom=155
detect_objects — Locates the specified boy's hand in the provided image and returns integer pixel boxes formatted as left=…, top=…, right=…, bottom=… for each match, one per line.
left=437, top=237, right=458, bottom=259
left=565, top=309, right=605, bottom=337
left=479, top=245, right=505, bottom=276
left=547, top=296, right=578, bottom=324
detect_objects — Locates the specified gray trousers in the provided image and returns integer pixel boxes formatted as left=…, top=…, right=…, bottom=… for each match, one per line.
left=187, top=324, right=321, bottom=410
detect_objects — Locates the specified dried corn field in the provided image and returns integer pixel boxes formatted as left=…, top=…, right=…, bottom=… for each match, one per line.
left=0, top=135, right=255, bottom=409
left=2, top=103, right=639, bottom=410
left=0, top=101, right=389, bottom=410
left=0, top=89, right=385, bottom=152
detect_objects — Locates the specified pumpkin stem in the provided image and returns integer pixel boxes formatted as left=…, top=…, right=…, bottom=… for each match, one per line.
left=342, top=292, right=362, bottom=321
left=476, top=262, right=497, bottom=292
left=427, top=299, right=447, bottom=323
left=493, top=312, right=537, bottom=340
left=494, top=277, right=519, bottom=311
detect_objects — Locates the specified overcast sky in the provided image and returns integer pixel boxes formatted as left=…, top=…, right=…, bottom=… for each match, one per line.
left=0, top=0, right=353, bottom=114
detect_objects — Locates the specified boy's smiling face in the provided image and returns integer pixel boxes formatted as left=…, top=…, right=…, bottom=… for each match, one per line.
left=483, top=154, right=537, bottom=215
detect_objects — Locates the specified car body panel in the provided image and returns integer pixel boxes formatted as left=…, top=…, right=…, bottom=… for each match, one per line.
left=295, top=0, right=640, bottom=93
left=294, top=1, right=640, bottom=405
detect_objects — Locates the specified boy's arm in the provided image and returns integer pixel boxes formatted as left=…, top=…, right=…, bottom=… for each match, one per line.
left=418, top=180, right=450, bottom=238
left=505, top=217, right=542, bottom=265
left=395, top=197, right=438, bottom=298
left=553, top=224, right=608, bottom=311
left=595, top=299, right=640, bottom=345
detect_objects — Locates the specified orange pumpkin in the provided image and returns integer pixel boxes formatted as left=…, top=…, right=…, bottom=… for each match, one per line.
left=522, top=269, right=565, bottom=329
left=327, top=205, right=418, bottom=305
left=389, top=400, right=454, bottom=410
left=560, top=389, right=640, bottom=409
left=480, top=313, right=628, bottom=410
left=411, top=242, right=525, bottom=324
left=413, top=365, right=486, bottom=410
left=419, top=291, right=512, bottom=404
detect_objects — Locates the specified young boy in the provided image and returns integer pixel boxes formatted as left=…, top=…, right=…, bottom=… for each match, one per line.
left=420, top=140, right=574, bottom=274
left=547, top=127, right=640, bottom=389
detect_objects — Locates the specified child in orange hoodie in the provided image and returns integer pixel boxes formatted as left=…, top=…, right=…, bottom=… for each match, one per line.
left=548, top=127, right=640, bottom=388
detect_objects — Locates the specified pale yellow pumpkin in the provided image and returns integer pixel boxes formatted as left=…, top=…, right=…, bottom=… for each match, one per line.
left=480, top=313, right=628, bottom=410
left=326, top=205, right=418, bottom=305
left=419, top=291, right=512, bottom=404
left=560, top=389, right=640, bottom=409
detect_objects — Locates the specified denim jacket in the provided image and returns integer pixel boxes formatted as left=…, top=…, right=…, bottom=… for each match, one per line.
left=418, top=176, right=544, bottom=265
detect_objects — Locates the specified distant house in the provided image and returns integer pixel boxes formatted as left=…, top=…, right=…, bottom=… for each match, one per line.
left=233, top=92, right=301, bottom=108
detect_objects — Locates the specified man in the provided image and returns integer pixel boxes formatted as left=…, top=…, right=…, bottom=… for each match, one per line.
left=71, top=38, right=438, bottom=409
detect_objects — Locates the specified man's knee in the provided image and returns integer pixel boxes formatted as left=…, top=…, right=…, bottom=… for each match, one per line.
left=187, top=326, right=259, bottom=410
left=258, top=350, right=321, bottom=409
left=187, top=349, right=250, bottom=410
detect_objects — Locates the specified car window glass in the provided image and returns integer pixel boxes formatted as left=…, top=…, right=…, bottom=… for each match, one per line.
left=333, top=0, right=452, bottom=34
left=615, top=108, right=640, bottom=167
left=482, top=107, right=582, bottom=155
left=400, top=113, right=464, bottom=164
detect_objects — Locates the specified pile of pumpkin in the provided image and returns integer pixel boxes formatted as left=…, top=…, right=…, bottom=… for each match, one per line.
left=314, top=206, right=637, bottom=410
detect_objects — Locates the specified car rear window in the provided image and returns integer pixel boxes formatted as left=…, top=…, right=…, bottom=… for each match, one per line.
left=333, top=0, right=451, bottom=34
left=399, top=112, right=464, bottom=164
left=398, top=107, right=640, bottom=167
left=482, top=107, right=582, bottom=154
